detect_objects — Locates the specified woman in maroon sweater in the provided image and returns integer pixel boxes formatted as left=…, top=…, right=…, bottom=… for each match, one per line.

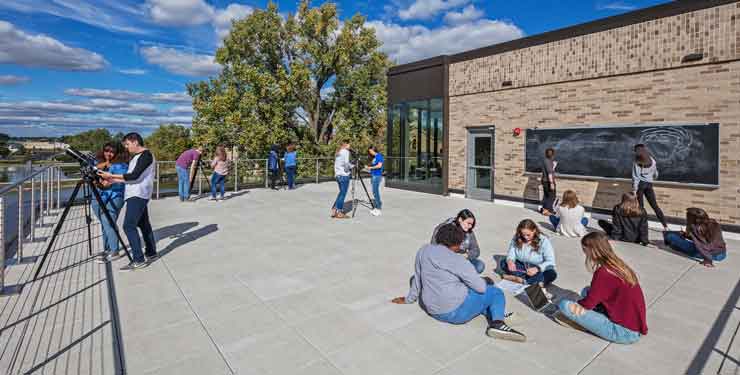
left=554, top=232, right=647, bottom=344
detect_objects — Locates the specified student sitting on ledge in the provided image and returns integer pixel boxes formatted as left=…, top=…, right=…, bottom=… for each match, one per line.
left=597, top=192, right=649, bottom=246
left=554, top=232, right=647, bottom=344
left=664, top=207, right=727, bottom=268
left=392, top=223, right=526, bottom=342
left=549, top=190, right=589, bottom=237
left=431, top=209, right=485, bottom=273
left=500, top=219, right=557, bottom=286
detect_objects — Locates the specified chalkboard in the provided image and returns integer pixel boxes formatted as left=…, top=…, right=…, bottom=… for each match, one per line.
left=525, top=124, right=720, bottom=186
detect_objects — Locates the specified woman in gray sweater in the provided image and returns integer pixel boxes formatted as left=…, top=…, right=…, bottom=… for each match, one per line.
left=392, top=224, right=526, bottom=341
left=431, top=209, right=485, bottom=273
left=632, top=144, right=667, bottom=229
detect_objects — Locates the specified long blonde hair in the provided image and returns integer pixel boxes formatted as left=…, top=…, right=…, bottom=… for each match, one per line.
left=618, top=192, right=642, bottom=217
left=560, top=190, right=579, bottom=208
left=581, top=232, right=638, bottom=286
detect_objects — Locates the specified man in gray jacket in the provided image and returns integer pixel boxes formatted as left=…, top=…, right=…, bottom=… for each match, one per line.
left=392, top=224, right=526, bottom=341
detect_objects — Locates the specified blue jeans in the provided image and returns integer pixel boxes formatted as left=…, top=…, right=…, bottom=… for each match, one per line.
left=557, top=287, right=641, bottom=344
left=431, top=285, right=506, bottom=325
left=334, top=176, right=350, bottom=211
left=499, top=258, right=557, bottom=285
left=470, top=258, right=485, bottom=274
left=371, top=175, right=382, bottom=209
left=123, top=197, right=156, bottom=263
left=549, top=216, right=589, bottom=228
left=663, top=232, right=727, bottom=262
left=286, top=166, right=297, bottom=189
left=176, top=165, right=190, bottom=201
left=91, top=195, right=124, bottom=253
left=211, top=172, right=226, bottom=198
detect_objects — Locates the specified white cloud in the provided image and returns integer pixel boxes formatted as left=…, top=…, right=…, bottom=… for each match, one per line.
left=64, top=88, right=146, bottom=101
left=213, top=3, right=253, bottom=42
left=140, top=46, right=221, bottom=77
left=0, top=21, right=108, bottom=71
left=151, top=92, right=191, bottom=103
left=443, top=5, right=484, bottom=25
left=169, top=105, right=194, bottom=114
left=399, top=0, right=469, bottom=20
left=118, top=68, right=148, bottom=75
left=146, top=0, right=214, bottom=26
left=597, top=2, right=637, bottom=11
left=0, top=75, right=30, bottom=85
left=368, top=19, right=524, bottom=64
left=0, top=0, right=150, bottom=35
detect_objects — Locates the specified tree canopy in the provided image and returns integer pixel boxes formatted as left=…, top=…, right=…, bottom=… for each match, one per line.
left=188, top=0, right=390, bottom=157
left=62, top=128, right=113, bottom=152
left=145, top=124, right=192, bottom=161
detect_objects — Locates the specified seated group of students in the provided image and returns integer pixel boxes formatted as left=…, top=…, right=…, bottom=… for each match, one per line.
left=392, top=196, right=729, bottom=344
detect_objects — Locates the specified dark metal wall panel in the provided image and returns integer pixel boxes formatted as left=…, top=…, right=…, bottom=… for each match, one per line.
left=388, top=65, right=445, bottom=104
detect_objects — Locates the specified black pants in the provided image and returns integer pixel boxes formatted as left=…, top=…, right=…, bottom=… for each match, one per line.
left=636, top=181, right=667, bottom=227
left=598, top=220, right=614, bottom=236
left=269, top=169, right=279, bottom=189
left=541, top=181, right=556, bottom=212
left=123, top=197, right=156, bottom=263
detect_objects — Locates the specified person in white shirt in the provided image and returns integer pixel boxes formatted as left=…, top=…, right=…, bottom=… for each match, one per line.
left=331, top=140, right=352, bottom=219
left=632, top=144, right=667, bottom=230
left=549, top=190, right=589, bottom=237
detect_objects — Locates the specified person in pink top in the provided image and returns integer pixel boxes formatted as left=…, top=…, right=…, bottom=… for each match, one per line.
left=210, top=145, right=230, bottom=201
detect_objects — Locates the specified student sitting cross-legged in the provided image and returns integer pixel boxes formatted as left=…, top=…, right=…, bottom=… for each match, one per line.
left=500, top=219, right=557, bottom=286
left=392, top=223, right=526, bottom=342
left=664, top=207, right=727, bottom=268
left=431, top=209, right=485, bottom=273
left=597, top=192, right=649, bottom=246
left=554, top=232, right=648, bottom=344
left=549, top=190, right=589, bottom=237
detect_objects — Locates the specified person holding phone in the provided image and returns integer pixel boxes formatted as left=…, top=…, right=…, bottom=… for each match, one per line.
left=500, top=219, right=557, bottom=286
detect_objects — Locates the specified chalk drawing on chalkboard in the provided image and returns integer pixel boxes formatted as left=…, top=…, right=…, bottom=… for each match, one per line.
left=639, top=127, right=709, bottom=175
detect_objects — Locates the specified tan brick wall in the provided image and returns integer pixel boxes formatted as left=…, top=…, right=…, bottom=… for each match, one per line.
left=448, top=61, right=740, bottom=226
left=450, top=2, right=740, bottom=96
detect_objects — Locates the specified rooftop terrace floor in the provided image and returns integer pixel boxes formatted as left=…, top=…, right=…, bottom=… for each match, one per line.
left=2, top=181, right=739, bottom=374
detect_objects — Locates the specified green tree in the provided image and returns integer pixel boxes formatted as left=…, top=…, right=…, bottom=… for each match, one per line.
left=145, top=124, right=192, bottom=161
left=188, top=0, right=390, bottom=157
left=62, top=128, right=113, bottom=152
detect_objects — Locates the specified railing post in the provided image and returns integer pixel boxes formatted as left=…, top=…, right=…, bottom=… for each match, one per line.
left=48, top=168, right=52, bottom=214
left=234, top=158, right=238, bottom=192
left=198, top=171, right=203, bottom=196
left=264, top=160, right=269, bottom=188
left=0, top=196, right=5, bottom=294
left=39, top=171, right=44, bottom=225
left=156, top=162, right=160, bottom=200
left=17, top=184, right=23, bottom=261
left=56, top=167, right=61, bottom=210
left=30, top=176, right=35, bottom=242
left=315, top=159, right=320, bottom=184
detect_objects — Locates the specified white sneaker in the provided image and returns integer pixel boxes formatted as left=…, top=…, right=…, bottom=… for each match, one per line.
left=371, top=209, right=382, bottom=216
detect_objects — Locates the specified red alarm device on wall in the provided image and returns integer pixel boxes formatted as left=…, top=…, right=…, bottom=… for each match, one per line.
left=513, top=127, right=522, bottom=136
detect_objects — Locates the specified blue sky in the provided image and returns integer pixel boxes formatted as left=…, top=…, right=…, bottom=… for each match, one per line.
left=0, top=0, right=668, bottom=138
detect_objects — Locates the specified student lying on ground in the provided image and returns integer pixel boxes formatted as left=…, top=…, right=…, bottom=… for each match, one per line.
left=392, top=223, right=526, bottom=342
left=500, top=219, right=557, bottom=286
left=554, top=232, right=647, bottom=344
left=664, top=207, right=727, bottom=268
left=597, top=192, right=649, bottom=246
left=431, top=209, right=485, bottom=273
left=549, top=190, right=589, bottom=237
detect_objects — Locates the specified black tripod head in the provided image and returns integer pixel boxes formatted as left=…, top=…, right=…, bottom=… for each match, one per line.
left=65, top=146, right=102, bottom=183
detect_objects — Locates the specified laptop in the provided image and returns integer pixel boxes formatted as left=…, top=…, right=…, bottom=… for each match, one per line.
left=523, top=284, right=558, bottom=315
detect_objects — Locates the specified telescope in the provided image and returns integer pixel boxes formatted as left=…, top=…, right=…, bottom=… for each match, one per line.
left=65, top=146, right=102, bottom=181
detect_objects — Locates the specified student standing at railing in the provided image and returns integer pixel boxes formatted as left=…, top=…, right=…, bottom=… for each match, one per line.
left=210, top=145, right=229, bottom=201
left=93, top=143, right=128, bottom=263
left=99, top=133, right=157, bottom=271
left=268, top=145, right=280, bottom=190
left=284, top=143, right=297, bottom=190
left=175, top=146, right=203, bottom=202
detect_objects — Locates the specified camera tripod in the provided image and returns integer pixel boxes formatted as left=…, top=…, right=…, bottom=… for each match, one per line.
left=188, top=156, right=213, bottom=199
left=350, top=160, right=377, bottom=218
left=33, top=171, right=133, bottom=281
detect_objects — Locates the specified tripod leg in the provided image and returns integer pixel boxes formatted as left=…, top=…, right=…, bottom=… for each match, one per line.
left=83, top=184, right=93, bottom=256
left=89, top=182, right=133, bottom=262
left=357, top=174, right=376, bottom=210
left=351, top=174, right=359, bottom=218
left=33, top=180, right=83, bottom=281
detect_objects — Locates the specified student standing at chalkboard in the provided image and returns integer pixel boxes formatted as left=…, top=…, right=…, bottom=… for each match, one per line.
left=540, top=148, right=557, bottom=216
left=632, top=144, right=668, bottom=230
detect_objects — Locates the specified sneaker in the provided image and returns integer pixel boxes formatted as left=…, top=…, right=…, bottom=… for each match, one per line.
left=334, top=212, right=350, bottom=219
left=146, top=254, right=159, bottom=263
left=486, top=322, right=527, bottom=342
left=503, top=312, right=520, bottom=326
left=120, top=262, right=149, bottom=272
left=552, top=311, right=589, bottom=333
left=371, top=209, right=381, bottom=216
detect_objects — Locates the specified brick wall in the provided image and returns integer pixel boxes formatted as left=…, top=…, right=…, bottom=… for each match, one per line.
left=448, top=61, right=740, bottom=226
left=450, top=2, right=740, bottom=96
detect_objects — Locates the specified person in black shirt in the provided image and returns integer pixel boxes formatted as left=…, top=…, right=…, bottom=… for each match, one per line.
left=598, top=192, right=649, bottom=246
left=540, top=148, right=557, bottom=216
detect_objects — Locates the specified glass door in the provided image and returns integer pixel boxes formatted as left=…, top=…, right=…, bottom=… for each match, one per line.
left=466, top=128, right=494, bottom=200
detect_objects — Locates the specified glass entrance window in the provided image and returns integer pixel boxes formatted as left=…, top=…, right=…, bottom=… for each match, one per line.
left=386, top=98, right=444, bottom=191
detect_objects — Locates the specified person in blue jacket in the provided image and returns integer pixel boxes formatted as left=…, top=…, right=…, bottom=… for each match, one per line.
left=268, top=145, right=280, bottom=190
left=92, top=142, right=129, bottom=262
left=284, top=143, right=298, bottom=189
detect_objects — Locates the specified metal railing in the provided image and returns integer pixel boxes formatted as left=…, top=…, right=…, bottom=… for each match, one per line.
left=0, top=164, right=69, bottom=295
